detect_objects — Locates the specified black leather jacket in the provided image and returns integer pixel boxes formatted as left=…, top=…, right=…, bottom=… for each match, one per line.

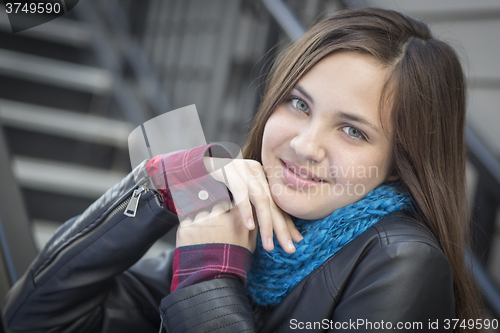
left=3, top=163, right=455, bottom=332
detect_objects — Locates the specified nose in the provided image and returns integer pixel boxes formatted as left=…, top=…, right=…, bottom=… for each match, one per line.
left=289, top=123, right=327, bottom=163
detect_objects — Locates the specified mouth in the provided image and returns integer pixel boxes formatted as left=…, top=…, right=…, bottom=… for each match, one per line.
left=281, top=160, right=326, bottom=184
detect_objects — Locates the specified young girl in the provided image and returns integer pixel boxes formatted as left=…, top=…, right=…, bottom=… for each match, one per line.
left=3, top=8, right=482, bottom=333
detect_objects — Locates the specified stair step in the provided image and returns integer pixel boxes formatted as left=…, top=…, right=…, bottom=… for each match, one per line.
left=0, top=99, right=132, bottom=148
left=11, top=156, right=127, bottom=199
left=0, top=48, right=112, bottom=93
left=0, top=5, right=91, bottom=48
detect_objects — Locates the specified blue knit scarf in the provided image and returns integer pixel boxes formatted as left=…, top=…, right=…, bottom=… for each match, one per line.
left=246, top=183, right=412, bottom=306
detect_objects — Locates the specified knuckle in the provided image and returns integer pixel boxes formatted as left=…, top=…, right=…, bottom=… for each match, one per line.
left=179, top=219, right=192, bottom=226
left=248, top=160, right=262, bottom=169
left=194, top=212, right=209, bottom=221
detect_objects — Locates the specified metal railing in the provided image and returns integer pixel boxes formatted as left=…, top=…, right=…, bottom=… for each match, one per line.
left=100, top=0, right=275, bottom=145
left=73, top=0, right=171, bottom=126
left=467, top=126, right=500, bottom=317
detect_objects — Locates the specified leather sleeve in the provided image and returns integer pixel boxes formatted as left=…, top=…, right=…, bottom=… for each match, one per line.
left=3, top=161, right=179, bottom=333
left=329, top=240, right=455, bottom=332
left=159, top=278, right=256, bottom=333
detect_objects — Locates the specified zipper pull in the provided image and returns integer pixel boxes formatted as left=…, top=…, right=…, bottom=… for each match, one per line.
left=124, top=186, right=146, bottom=217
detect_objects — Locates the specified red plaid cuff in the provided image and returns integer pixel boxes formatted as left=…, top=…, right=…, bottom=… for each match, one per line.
left=171, top=243, right=253, bottom=292
left=145, top=144, right=232, bottom=219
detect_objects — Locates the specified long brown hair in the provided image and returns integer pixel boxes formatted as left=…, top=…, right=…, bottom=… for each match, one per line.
left=243, top=8, right=481, bottom=332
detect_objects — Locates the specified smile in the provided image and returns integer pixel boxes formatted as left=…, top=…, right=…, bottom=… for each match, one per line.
left=285, top=163, right=324, bottom=182
left=281, top=160, right=326, bottom=187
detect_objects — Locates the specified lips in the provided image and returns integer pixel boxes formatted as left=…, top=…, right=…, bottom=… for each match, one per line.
left=281, top=160, right=326, bottom=187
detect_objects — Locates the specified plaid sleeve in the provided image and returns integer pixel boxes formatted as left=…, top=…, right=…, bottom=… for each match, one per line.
left=145, top=144, right=232, bottom=219
left=171, top=243, right=253, bottom=292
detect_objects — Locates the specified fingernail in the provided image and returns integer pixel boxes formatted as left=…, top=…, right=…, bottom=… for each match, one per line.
left=287, top=240, right=295, bottom=251
left=248, top=218, right=255, bottom=229
left=267, top=237, right=274, bottom=248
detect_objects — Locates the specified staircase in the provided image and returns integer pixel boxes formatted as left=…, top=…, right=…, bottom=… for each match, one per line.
left=0, top=4, right=154, bottom=251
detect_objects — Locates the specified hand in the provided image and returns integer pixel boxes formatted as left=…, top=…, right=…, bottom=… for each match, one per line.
left=176, top=201, right=258, bottom=253
left=204, top=157, right=303, bottom=253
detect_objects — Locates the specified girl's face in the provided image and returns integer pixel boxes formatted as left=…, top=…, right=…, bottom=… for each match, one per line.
left=261, top=51, right=397, bottom=220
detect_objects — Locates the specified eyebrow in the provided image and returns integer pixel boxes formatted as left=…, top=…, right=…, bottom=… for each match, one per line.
left=294, top=84, right=379, bottom=133
left=339, top=112, right=379, bottom=133
left=294, top=85, right=314, bottom=106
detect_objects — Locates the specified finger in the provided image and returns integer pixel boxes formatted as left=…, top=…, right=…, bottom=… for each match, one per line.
left=280, top=210, right=303, bottom=243
left=249, top=203, right=273, bottom=252
left=255, top=163, right=301, bottom=249
left=257, top=209, right=274, bottom=251
left=241, top=162, right=277, bottom=251
left=179, top=218, right=193, bottom=227
left=223, top=163, right=255, bottom=230
left=192, top=210, right=210, bottom=223
left=210, top=200, right=231, bottom=215
left=248, top=225, right=259, bottom=253
left=247, top=164, right=286, bottom=251
left=265, top=201, right=298, bottom=253
left=245, top=181, right=274, bottom=233
left=239, top=164, right=279, bottom=242
left=252, top=195, right=274, bottom=251
left=272, top=216, right=295, bottom=253
left=285, top=215, right=303, bottom=243
left=266, top=203, right=305, bottom=251
left=245, top=161, right=273, bottom=197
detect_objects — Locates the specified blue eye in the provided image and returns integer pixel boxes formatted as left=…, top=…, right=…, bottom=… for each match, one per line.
left=291, top=98, right=309, bottom=113
left=341, top=126, right=366, bottom=140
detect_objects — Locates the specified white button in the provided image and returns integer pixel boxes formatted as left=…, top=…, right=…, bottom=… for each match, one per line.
left=198, top=190, right=209, bottom=200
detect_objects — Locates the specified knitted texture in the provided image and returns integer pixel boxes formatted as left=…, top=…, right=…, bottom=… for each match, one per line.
left=246, top=183, right=412, bottom=306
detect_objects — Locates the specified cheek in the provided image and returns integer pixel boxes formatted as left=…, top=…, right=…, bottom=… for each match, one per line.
left=329, top=146, right=390, bottom=184
left=261, top=109, right=292, bottom=157
left=261, top=122, right=275, bottom=164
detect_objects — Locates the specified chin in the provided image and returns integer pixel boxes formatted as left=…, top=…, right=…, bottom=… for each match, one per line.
left=273, top=192, right=328, bottom=221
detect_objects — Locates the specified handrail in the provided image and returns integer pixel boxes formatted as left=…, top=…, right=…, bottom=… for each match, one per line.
left=261, top=0, right=367, bottom=43
left=98, top=0, right=172, bottom=116
left=74, top=0, right=173, bottom=125
left=466, top=125, right=500, bottom=201
left=0, top=123, right=38, bottom=285
left=468, top=250, right=500, bottom=319
left=73, top=1, right=147, bottom=126
left=260, top=0, right=305, bottom=41
left=467, top=124, right=500, bottom=270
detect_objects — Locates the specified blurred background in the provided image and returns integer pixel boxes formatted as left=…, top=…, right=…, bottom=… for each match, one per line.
left=0, top=0, right=499, bottom=331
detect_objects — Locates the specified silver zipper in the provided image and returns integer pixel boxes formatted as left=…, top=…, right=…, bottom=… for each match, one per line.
left=34, top=181, right=152, bottom=283
left=124, top=186, right=147, bottom=217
